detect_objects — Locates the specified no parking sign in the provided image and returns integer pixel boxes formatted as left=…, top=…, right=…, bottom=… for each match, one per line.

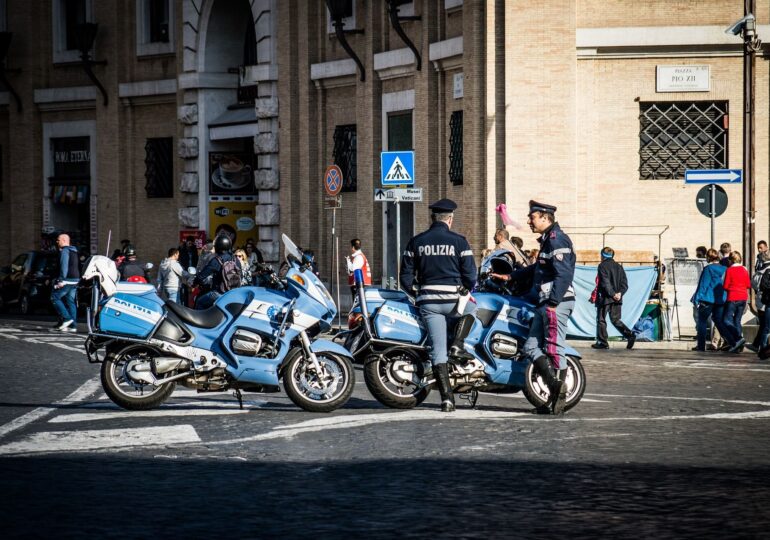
left=324, top=165, right=343, bottom=197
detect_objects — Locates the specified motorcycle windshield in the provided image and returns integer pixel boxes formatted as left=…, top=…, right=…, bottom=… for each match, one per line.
left=282, top=235, right=336, bottom=315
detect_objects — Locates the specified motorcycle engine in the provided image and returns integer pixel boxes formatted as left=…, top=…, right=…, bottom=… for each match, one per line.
left=490, top=334, right=519, bottom=358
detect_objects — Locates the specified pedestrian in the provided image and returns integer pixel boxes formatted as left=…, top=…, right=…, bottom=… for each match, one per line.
left=591, top=247, right=637, bottom=350
left=755, top=252, right=770, bottom=358
left=178, top=236, right=199, bottom=270
left=722, top=251, right=751, bottom=352
left=400, top=198, right=478, bottom=413
left=118, top=245, right=150, bottom=282
left=493, top=229, right=528, bottom=266
left=695, top=246, right=708, bottom=259
left=751, top=251, right=770, bottom=354
left=528, top=248, right=539, bottom=265
left=719, top=242, right=732, bottom=267
left=244, top=238, right=264, bottom=266
left=51, top=233, right=80, bottom=332
left=756, top=240, right=768, bottom=273
left=234, top=249, right=253, bottom=286
left=691, top=248, right=728, bottom=352
left=489, top=201, right=576, bottom=415
left=196, top=241, right=215, bottom=274
left=303, top=249, right=319, bottom=276
left=346, top=238, right=372, bottom=300
left=157, top=248, right=192, bottom=303
left=194, top=235, right=241, bottom=309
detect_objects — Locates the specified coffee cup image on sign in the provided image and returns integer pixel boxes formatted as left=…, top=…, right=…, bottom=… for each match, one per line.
left=212, top=155, right=252, bottom=190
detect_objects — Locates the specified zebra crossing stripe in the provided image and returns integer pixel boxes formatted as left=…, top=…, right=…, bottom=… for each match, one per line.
left=0, top=425, right=201, bottom=455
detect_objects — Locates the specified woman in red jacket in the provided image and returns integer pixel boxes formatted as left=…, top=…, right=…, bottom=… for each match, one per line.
left=722, top=251, right=751, bottom=352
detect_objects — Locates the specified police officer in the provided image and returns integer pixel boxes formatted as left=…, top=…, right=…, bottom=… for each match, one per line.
left=490, top=201, right=576, bottom=414
left=400, top=199, right=477, bottom=412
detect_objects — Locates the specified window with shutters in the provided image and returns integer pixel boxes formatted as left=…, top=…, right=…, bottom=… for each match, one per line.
left=449, top=110, right=463, bottom=185
left=144, top=138, right=173, bottom=198
left=333, top=125, right=357, bottom=192
left=639, top=101, right=728, bottom=180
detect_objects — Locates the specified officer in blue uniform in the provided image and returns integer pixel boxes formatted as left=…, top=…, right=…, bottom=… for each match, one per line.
left=491, top=200, right=576, bottom=414
left=400, top=198, right=477, bottom=412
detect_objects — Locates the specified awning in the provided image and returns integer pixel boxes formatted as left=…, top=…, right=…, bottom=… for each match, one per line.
left=209, top=107, right=259, bottom=141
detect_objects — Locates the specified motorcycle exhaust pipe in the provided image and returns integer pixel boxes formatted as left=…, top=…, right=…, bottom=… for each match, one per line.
left=152, top=357, right=190, bottom=374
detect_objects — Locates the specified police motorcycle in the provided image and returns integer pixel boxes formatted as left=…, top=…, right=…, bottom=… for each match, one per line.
left=340, top=248, right=586, bottom=411
left=81, top=234, right=355, bottom=413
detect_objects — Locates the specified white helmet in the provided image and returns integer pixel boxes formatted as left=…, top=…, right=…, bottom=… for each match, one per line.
left=82, top=255, right=120, bottom=297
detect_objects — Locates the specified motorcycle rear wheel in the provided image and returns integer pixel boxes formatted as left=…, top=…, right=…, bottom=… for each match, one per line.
left=522, top=355, right=586, bottom=412
left=101, top=344, right=176, bottom=410
left=363, top=347, right=430, bottom=409
left=282, top=347, right=355, bottom=413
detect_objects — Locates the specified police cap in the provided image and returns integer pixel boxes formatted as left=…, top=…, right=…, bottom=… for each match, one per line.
left=428, top=198, right=457, bottom=213
left=529, top=200, right=557, bottom=215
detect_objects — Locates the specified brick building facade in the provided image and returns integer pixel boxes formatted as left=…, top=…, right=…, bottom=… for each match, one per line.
left=0, top=1, right=767, bottom=297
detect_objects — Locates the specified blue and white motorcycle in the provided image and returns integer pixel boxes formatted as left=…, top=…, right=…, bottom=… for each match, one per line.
left=81, top=234, right=355, bottom=413
left=341, top=252, right=586, bottom=411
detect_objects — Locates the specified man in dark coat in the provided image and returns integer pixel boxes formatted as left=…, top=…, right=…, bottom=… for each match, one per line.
left=593, top=247, right=637, bottom=349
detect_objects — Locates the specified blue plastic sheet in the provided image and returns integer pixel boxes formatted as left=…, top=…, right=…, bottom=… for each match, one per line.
left=567, top=266, right=658, bottom=339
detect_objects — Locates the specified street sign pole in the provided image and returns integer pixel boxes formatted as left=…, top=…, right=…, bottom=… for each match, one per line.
left=395, top=201, right=400, bottom=287
left=710, top=184, right=716, bottom=249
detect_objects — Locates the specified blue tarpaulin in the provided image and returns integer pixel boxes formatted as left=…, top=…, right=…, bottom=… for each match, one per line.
left=568, top=265, right=658, bottom=339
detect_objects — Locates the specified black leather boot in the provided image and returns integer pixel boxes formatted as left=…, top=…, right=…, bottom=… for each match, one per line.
left=532, top=356, right=556, bottom=414
left=448, top=314, right=476, bottom=362
left=551, top=368, right=568, bottom=415
left=434, top=363, right=455, bottom=412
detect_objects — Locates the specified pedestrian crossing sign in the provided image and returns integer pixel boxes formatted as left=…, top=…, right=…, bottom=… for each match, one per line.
left=381, top=151, right=415, bottom=186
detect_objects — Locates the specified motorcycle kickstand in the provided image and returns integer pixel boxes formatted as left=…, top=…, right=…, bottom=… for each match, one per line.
left=233, top=388, right=244, bottom=410
left=458, top=389, right=479, bottom=409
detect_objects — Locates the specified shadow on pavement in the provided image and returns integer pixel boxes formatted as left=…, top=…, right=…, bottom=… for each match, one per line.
left=2, top=455, right=767, bottom=538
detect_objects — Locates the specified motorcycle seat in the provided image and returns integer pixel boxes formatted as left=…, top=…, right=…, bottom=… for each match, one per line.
left=165, top=301, right=225, bottom=329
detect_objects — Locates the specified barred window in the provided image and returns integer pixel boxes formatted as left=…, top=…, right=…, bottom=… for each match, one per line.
left=449, top=110, right=463, bottom=185
left=639, top=101, right=728, bottom=180
left=333, top=124, right=357, bottom=192
left=144, top=137, right=173, bottom=198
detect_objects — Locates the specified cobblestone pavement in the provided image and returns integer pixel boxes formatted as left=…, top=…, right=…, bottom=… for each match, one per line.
left=1, top=318, right=769, bottom=538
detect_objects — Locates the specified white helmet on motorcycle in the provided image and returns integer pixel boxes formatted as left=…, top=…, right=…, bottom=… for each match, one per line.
left=82, top=255, right=120, bottom=296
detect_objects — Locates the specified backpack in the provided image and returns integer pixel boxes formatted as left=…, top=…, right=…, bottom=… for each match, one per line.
left=218, top=257, right=242, bottom=292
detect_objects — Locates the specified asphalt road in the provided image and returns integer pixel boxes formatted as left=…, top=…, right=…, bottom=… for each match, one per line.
left=1, top=316, right=769, bottom=539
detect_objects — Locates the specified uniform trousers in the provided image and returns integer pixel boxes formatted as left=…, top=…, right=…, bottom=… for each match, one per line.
left=523, top=300, right=575, bottom=370
left=420, top=300, right=476, bottom=366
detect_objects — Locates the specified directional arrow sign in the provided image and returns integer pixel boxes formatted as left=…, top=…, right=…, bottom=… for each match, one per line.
left=684, top=169, right=742, bottom=184
left=374, top=188, right=423, bottom=203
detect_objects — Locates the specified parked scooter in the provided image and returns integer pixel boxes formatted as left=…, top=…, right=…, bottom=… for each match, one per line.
left=82, top=234, right=355, bottom=412
left=341, top=252, right=586, bottom=411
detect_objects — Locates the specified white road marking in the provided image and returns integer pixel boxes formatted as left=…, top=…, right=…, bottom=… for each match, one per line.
left=0, top=425, right=201, bottom=456
left=484, top=392, right=611, bottom=404
left=51, top=398, right=271, bottom=422
left=586, top=393, right=770, bottom=407
left=0, top=377, right=102, bottom=439
left=662, top=361, right=770, bottom=373
left=0, top=331, right=19, bottom=340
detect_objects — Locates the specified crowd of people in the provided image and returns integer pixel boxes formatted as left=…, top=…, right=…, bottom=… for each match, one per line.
left=46, top=217, right=770, bottom=363
left=691, top=240, right=770, bottom=358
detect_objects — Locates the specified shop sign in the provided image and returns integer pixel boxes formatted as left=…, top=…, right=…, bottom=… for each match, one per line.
left=208, top=201, right=257, bottom=247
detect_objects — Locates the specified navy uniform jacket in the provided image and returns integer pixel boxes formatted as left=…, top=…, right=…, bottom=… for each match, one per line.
left=514, top=222, right=576, bottom=307
left=400, top=222, right=477, bottom=305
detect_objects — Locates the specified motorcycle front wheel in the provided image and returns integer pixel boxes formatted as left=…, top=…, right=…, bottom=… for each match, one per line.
left=282, top=347, right=355, bottom=413
left=363, top=347, right=431, bottom=409
left=522, top=354, right=586, bottom=412
left=101, top=343, right=176, bottom=410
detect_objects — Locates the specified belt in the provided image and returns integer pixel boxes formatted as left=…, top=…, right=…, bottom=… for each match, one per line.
left=418, top=284, right=460, bottom=292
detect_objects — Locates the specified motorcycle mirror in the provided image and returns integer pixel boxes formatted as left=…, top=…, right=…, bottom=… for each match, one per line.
left=144, top=262, right=154, bottom=270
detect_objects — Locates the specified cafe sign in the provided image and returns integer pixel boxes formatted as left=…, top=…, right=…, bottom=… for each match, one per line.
left=656, top=65, right=710, bottom=93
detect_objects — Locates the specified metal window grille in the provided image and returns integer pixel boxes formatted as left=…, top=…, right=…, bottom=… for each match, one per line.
left=639, top=101, right=728, bottom=180
left=144, top=137, right=173, bottom=198
left=333, top=124, right=357, bottom=192
left=449, top=110, right=463, bottom=185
